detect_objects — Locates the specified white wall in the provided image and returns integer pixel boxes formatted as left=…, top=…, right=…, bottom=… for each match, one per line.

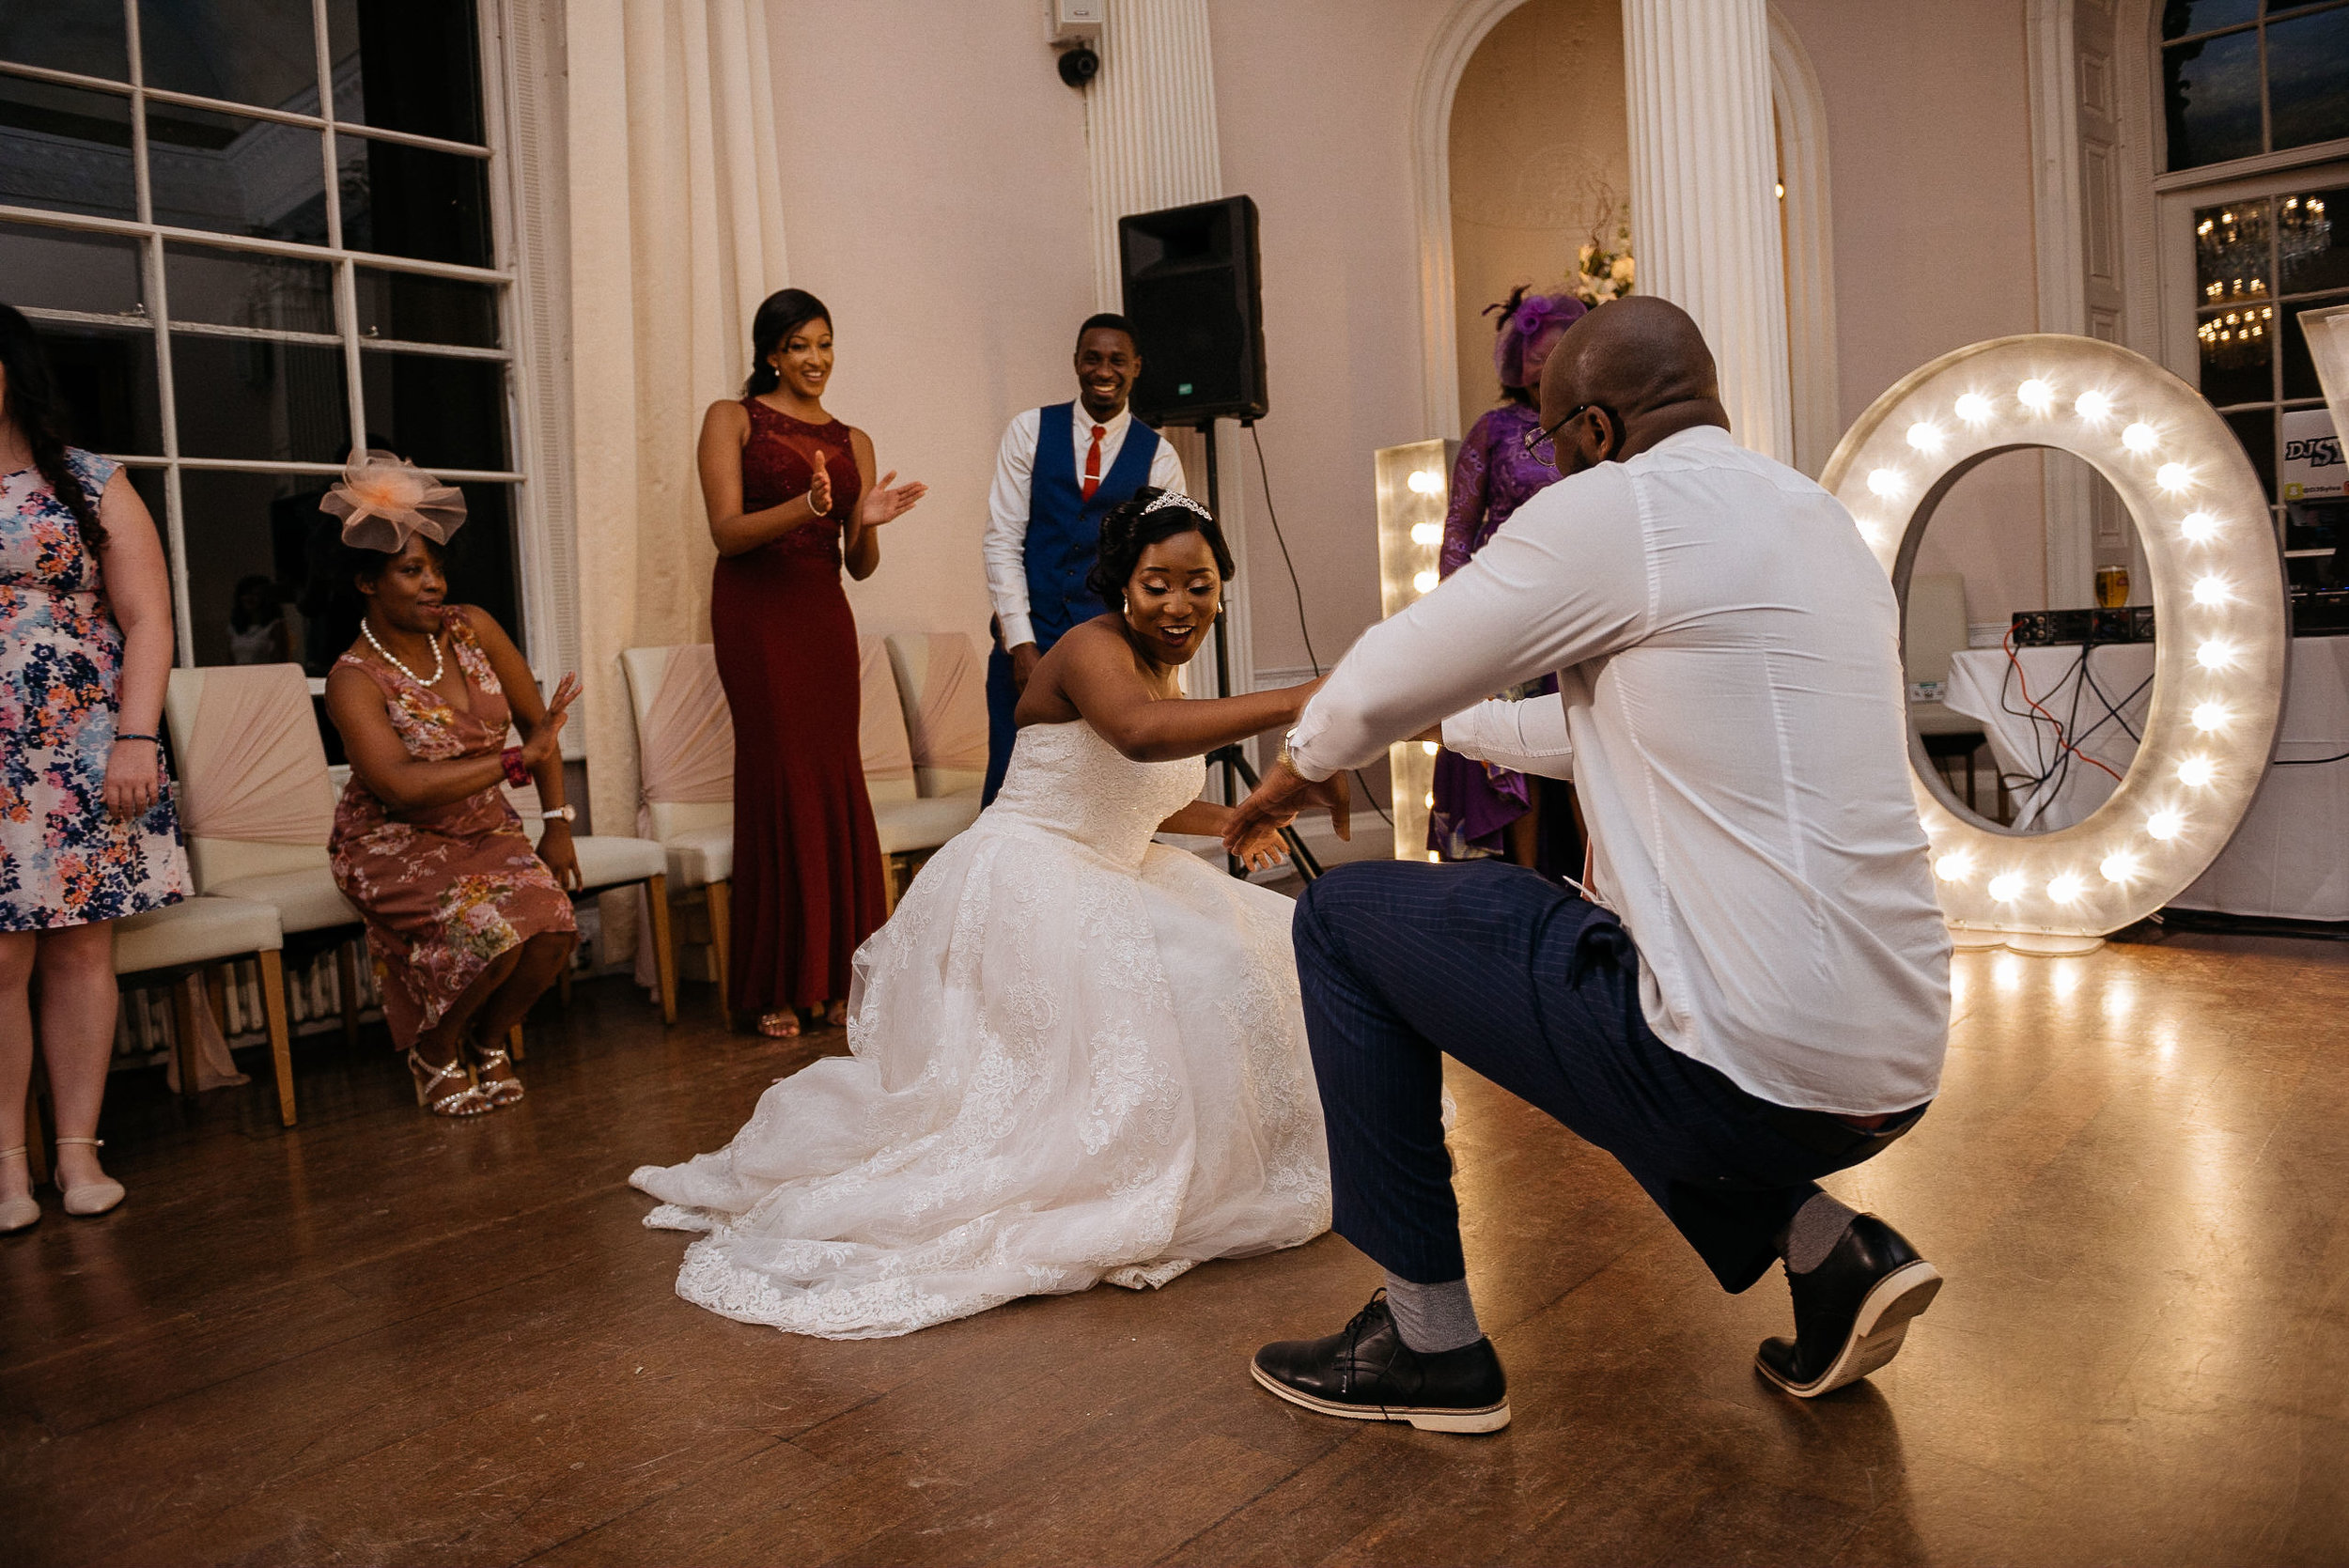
left=762, top=0, right=1098, bottom=653
left=1204, top=0, right=1450, bottom=677
left=1775, top=0, right=2052, bottom=629
left=731, top=0, right=2061, bottom=678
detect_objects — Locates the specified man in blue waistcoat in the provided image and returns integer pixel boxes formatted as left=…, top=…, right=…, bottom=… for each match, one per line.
left=980, top=312, right=1188, bottom=802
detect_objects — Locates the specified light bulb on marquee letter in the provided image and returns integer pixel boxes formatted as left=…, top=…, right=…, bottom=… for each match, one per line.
left=1819, top=334, right=2285, bottom=953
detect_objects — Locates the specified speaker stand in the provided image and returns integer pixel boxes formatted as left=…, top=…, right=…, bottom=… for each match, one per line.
left=1196, top=416, right=1321, bottom=884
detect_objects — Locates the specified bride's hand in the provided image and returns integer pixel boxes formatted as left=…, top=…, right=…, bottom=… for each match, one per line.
left=1231, top=820, right=1292, bottom=874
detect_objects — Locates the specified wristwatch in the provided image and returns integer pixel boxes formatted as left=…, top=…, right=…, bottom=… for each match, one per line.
left=541, top=804, right=578, bottom=823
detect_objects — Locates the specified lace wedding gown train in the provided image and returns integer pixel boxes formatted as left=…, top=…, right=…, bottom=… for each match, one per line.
left=630, top=720, right=1330, bottom=1339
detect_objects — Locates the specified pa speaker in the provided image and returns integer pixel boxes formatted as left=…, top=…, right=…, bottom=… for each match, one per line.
left=1118, top=195, right=1268, bottom=427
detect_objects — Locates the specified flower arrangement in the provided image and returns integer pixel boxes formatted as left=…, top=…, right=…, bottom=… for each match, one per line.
left=1567, top=191, right=1635, bottom=306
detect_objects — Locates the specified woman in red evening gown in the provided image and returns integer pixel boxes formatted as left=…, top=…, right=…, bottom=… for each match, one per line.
left=696, top=289, right=927, bottom=1037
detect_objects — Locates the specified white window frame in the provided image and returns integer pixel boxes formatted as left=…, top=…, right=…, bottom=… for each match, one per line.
left=0, top=0, right=563, bottom=691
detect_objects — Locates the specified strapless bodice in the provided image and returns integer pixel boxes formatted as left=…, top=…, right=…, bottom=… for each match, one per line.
left=985, top=721, right=1205, bottom=869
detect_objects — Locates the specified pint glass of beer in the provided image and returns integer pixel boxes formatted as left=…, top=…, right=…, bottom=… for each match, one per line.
left=2095, top=566, right=2130, bottom=609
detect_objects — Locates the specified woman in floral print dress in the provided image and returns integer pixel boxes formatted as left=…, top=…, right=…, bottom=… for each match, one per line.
left=1, top=303, right=189, bottom=1232
left=320, top=457, right=581, bottom=1118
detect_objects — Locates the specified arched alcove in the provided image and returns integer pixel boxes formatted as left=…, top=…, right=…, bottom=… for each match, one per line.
left=1444, top=0, right=1628, bottom=436
left=1412, top=0, right=1839, bottom=469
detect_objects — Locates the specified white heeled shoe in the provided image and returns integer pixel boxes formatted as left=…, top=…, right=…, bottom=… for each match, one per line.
left=52, top=1136, right=125, bottom=1218
left=0, top=1146, right=38, bottom=1234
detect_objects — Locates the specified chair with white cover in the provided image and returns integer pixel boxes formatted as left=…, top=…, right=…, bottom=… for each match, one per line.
left=493, top=781, right=675, bottom=1028
left=114, top=895, right=294, bottom=1126
left=860, top=636, right=981, bottom=910
left=620, top=644, right=734, bottom=1008
left=884, top=630, right=989, bottom=800
left=163, top=663, right=364, bottom=1095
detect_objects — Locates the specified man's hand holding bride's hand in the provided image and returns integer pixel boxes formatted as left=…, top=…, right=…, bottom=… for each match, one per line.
left=1221, top=760, right=1350, bottom=855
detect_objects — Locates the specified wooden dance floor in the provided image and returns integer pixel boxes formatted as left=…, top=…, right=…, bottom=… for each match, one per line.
left=4, top=925, right=2344, bottom=1566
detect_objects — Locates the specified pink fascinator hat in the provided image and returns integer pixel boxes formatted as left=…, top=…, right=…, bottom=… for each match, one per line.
left=319, top=449, right=468, bottom=552
left=1487, top=290, right=1588, bottom=390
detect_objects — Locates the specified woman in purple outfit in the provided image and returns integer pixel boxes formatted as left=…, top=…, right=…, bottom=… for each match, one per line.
left=1427, top=287, right=1587, bottom=873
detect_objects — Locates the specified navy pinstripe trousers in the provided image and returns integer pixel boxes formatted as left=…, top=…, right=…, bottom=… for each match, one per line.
left=1294, top=859, right=1923, bottom=1294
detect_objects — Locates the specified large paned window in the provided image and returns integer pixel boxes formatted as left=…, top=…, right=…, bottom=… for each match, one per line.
left=2190, top=182, right=2349, bottom=591
left=0, top=0, right=523, bottom=674
left=2162, top=1, right=2349, bottom=173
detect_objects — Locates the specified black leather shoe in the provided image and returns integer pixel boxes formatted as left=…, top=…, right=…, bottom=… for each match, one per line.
left=1755, top=1213, right=1942, bottom=1398
left=1252, top=1293, right=1510, bottom=1433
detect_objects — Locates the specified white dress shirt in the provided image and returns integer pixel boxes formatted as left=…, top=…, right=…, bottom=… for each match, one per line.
left=984, top=403, right=1187, bottom=649
left=1288, top=425, right=1951, bottom=1115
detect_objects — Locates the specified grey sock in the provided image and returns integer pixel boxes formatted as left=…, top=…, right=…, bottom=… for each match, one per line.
left=1782, top=1192, right=1860, bottom=1274
left=1383, top=1273, right=1484, bottom=1354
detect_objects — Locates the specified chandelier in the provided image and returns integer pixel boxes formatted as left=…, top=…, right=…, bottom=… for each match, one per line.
left=2196, top=194, right=2329, bottom=364
left=2197, top=194, right=2331, bottom=306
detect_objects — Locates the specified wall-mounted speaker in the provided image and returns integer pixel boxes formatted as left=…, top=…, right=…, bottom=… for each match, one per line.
left=1117, top=195, right=1268, bottom=427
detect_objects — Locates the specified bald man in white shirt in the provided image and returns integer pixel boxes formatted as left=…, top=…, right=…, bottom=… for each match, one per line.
left=1229, top=299, right=1952, bottom=1434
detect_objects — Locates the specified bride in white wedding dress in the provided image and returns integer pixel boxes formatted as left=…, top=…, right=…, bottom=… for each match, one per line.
left=632, top=489, right=1352, bottom=1339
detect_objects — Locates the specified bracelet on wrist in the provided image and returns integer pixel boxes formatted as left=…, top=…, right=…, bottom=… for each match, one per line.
left=501, top=746, right=532, bottom=787
left=114, top=732, right=160, bottom=745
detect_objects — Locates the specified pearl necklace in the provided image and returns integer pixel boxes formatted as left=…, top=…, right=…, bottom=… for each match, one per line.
left=362, top=615, right=444, bottom=687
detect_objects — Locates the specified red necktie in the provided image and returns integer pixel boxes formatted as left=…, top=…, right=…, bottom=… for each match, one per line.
left=1081, top=424, right=1106, bottom=499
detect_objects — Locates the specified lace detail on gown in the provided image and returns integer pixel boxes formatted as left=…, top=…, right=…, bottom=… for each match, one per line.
left=632, top=721, right=1330, bottom=1339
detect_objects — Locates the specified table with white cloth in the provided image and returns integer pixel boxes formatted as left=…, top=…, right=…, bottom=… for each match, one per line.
left=1940, top=637, right=2349, bottom=920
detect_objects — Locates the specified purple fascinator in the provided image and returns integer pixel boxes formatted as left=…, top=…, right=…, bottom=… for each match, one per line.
left=1486, top=291, right=1588, bottom=390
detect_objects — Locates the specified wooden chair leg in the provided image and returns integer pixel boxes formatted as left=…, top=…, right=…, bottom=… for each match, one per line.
left=23, top=1078, right=48, bottom=1187
left=169, top=974, right=201, bottom=1100
left=706, top=879, right=733, bottom=1010
left=256, top=949, right=296, bottom=1127
left=646, top=874, right=677, bottom=1025
left=335, top=941, right=362, bottom=1047
left=882, top=856, right=901, bottom=917
left=507, top=1023, right=525, bottom=1063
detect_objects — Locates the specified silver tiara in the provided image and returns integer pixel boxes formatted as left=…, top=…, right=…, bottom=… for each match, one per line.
left=1142, top=491, right=1212, bottom=522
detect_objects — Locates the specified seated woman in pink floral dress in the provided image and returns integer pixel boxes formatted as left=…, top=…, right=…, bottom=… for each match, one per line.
left=319, top=454, right=581, bottom=1117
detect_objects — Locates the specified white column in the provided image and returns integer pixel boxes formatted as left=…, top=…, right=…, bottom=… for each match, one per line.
left=1623, top=0, right=1792, bottom=463
left=1083, top=0, right=1221, bottom=310
left=1081, top=0, right=1253, bottom=717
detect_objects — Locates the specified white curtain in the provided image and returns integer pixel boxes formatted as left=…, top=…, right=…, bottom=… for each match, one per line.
left=567, top=0, right=789, bottom=886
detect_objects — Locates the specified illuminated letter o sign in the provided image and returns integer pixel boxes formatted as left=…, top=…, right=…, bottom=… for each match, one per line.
left=1821, top=334, right=2288, bottom=950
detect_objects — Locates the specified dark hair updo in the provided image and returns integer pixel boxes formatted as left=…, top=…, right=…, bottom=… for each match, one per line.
left=742, top=288, right=832, bottom=397
left=1087, top=486, right=1237, bottom=612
